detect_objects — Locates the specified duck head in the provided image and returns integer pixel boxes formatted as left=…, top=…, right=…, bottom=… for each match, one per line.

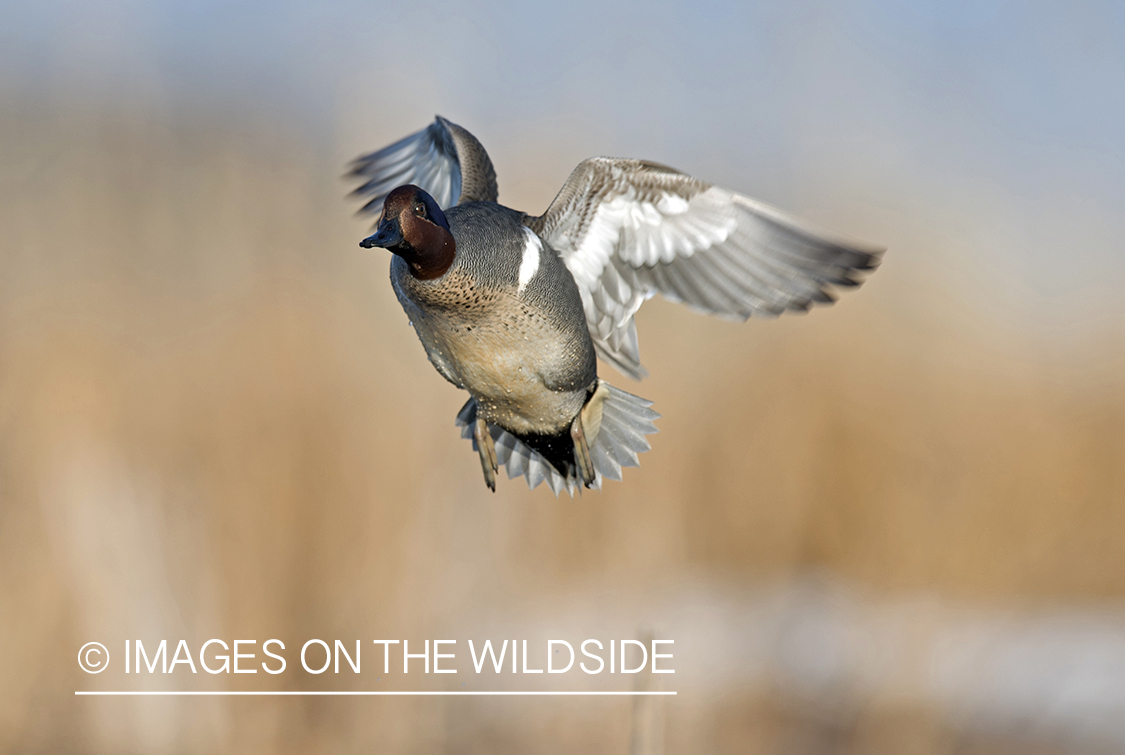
left=360, top=185, right=456, bottom=280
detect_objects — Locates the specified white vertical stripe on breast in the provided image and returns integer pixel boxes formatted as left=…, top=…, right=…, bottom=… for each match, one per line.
left=518, top=227, right=542, bottom=293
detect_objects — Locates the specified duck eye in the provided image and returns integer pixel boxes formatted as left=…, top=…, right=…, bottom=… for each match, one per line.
left=414, top=203, right=426, bottom=216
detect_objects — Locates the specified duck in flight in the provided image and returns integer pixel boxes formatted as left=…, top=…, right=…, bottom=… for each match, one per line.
left=350, top=116, right=881, bottom=495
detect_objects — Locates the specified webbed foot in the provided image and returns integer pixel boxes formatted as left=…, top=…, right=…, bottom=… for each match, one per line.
left=570, top=412, right=596, bottom=488
left=474, top=417, right=498, bottom=492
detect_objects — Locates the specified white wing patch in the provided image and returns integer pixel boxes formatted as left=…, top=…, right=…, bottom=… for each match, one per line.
left=518, top=227, right=542, bottom=293
left=560, top=188, right=740, bottom=339
left=572, top=188, right=736, bottom=277
left=533, top=157, right=882, bottom=379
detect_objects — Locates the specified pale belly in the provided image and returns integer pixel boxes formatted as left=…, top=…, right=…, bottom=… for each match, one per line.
left=404, top=299, right=588, bottom=436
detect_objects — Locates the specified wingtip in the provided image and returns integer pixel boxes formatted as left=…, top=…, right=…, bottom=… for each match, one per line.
left=863, top=246, right=888, bottom=269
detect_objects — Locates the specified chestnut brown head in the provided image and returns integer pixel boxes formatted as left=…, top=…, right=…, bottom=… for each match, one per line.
left=360, top=185, right=456, bottom=280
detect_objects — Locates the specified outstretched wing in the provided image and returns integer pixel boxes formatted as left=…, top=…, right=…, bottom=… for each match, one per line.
left=348, top=116, right=498, bottom=216
left=527, top=158, right=883, bottom=379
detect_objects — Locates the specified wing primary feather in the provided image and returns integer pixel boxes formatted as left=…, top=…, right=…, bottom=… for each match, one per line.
left=533, top=157, right=882, bottom=371
left=349, top=116, right=502, bottom=214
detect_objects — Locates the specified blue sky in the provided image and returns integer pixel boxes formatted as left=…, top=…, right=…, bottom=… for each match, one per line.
left=3, top=0, right=1124, bottom=337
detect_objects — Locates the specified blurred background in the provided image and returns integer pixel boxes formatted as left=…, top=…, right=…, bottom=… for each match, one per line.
left=2, top=1, right=1125, bottom=753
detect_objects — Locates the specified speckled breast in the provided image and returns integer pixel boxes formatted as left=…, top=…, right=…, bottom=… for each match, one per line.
left=391, top=259, right=594, bottom=436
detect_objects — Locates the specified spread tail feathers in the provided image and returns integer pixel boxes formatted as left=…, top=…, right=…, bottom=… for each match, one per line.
left=455, top=381, right=660, bottom=496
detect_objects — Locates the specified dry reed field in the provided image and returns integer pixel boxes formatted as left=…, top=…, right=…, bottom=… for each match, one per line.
left=1, top=97, right=1124, bottom=755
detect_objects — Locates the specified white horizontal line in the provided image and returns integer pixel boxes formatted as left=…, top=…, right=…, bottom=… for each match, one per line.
left=75, top=690, right=676, bottom=697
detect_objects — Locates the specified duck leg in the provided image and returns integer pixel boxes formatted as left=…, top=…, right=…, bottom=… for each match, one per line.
left=474, top=417, right=498, bottom=492
left=570, top=413, right=597, bottom=488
